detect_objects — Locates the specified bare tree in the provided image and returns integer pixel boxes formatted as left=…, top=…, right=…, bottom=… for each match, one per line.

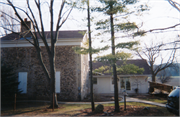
left=157, top=63, right=179, bottom=83
left=0, top=0, right=74, bottom=108
left=136, top=41, right=177, bottom=84
left=133, top=0, right=180, bottom=37
left=158, top=70, right=171, bottom=84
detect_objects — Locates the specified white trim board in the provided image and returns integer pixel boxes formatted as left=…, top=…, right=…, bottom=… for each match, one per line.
left=1, top=38, right=83, bottom=48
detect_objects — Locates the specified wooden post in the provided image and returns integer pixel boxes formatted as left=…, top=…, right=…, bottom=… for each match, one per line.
left=124, top=94, right=126, bottom=111
left=14, top=93, right=16, bottom=112
left=53, top=92, right=54, bottom=111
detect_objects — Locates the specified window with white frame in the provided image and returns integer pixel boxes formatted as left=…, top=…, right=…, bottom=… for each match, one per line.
left=18, top=72, right=28, bottom=93
left=120, top=79, right=125, bottom=89
left=120, top=78, right=131, bottom=90
left=55, top=71, right=61, bottom=93
left=126, top=79, right=131, bottom=90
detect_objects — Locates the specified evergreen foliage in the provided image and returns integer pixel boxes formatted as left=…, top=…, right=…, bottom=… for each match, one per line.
left=1, top=63, right=22, bottom=100
left=93, top=61, right=144, bottom=75
left=116, top=63, right=144, bottom=74
left=94, top=65, right=110, bottom=73
left=95, top=52, right=132, bottom=63
left=73, top=45, right=109, bottom=55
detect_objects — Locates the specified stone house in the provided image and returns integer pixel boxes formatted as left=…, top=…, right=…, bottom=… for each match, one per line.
left=1, top=20, right=89, bottom=101
left=92, top=59, right=151, bottom=95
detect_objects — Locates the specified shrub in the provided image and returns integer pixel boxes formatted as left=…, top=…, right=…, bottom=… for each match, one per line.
left=95, top=104, right=104, bottom=113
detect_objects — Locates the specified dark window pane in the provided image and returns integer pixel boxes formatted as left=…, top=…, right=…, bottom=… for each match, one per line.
left=112, top=78, right=114, bottom=84
left=126, top=80, right=131, bottom=90
left=93, top=78, right=97, bottom=84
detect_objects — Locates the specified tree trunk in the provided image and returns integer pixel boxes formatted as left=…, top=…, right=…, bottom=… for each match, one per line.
left=149, top=74, right=155, bottom=93
left=49, top=72, right=59, bottom=108
left=110, top=13, right=120, bottom=112
left=87, top=0, right=95, bottom=111
left=152, top=74, right=156, bottom=82
left=49, top=46, right=58, bottom=108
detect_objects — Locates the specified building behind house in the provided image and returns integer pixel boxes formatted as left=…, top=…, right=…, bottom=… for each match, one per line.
left=92, top=59, right=152, bottom=95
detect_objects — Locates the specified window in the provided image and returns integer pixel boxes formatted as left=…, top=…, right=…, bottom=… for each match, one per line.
left=126, top=80, right=131, bottom=90
left=93, top=77, right=97, bottom=84
left=18, top=72, right=27, bottom=93
left=121, top=79, right=125, bottom=89
left=55, top=71, right=60, bottom=93
left=112, top=78, right=114, bottom=84
left=120, top=78, right=131, bottom=91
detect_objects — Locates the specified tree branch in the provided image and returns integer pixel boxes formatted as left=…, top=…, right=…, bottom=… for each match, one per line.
left=54, top=0, right=65, bottom=42
left=35, top=46, right=51, bottom=81
left=4, top=0, right=51, bottom=81
left=148, top=23, right=180, bottom=32
left=0, top=11, right=20, bottom=23
left=27, top=0, right=51, bottom=55
left=55, top=2, right=74, bottom=43
left=168, top=0, right=180, bottom=12
left=6, top=0, right=36, bottom=40
left=50, top=0, right=54, bottom=47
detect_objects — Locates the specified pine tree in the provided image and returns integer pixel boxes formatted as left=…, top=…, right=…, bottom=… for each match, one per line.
left=92, top=0, right=148, bottom=112
left=1, top=62, right=22, bottom=101
left=73, top=0, right=148, bottom=112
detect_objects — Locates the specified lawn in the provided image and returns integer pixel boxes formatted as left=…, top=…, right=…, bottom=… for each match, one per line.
left=128, top=94, right=168, bottom=104
left=1, top=102, right=175, bottom=116
left=140, top=98, right=167, bottom=104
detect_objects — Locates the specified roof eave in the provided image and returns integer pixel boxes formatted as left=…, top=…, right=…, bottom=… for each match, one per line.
left=93, top=74, right=152, bottom=78
left=1, top=37, right=84, bottom=47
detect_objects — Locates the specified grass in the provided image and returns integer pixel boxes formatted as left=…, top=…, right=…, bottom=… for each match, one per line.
left=140, top=98, right=167, bottom=104
left=1, top=102, right=175, bottom=116
left=1, top=102, right=91, bottom=116
left=128, top=94, right=168, bottom=104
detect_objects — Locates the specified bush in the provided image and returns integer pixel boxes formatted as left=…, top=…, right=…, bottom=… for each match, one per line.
left=95, top=104, right=104, bottom=113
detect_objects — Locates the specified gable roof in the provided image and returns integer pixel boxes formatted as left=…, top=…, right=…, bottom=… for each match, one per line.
left=1, top=30, right=86, bottom=41
left=92, top=59, right=151, bottom=75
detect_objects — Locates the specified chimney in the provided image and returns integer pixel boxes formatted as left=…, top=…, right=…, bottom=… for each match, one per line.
left=21, top=18, right=32, bottom=37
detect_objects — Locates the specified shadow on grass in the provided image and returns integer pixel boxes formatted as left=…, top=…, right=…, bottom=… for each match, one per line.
left=1, top=102, right=50, bottom=116
left=1, top=101, right=175, bottom=116
left=3, top=109, right=43, bottom=116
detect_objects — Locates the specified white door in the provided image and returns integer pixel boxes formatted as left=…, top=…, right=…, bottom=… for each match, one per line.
left=18, top=72, right=27, bottom=93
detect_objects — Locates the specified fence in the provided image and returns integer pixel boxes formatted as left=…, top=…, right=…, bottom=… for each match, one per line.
left=1, top=93, right=56, bottom=112
left=148, top=81, right=173, bottom=93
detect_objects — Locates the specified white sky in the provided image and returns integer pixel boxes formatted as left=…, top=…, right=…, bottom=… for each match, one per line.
left=1, top=0, right=180, bottom=63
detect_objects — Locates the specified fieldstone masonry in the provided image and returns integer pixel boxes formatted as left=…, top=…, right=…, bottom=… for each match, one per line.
left=1, top=45, right=89, bottom=101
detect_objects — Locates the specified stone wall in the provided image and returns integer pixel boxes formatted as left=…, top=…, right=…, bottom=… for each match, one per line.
left=1, top=45, right=83, bottom=101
